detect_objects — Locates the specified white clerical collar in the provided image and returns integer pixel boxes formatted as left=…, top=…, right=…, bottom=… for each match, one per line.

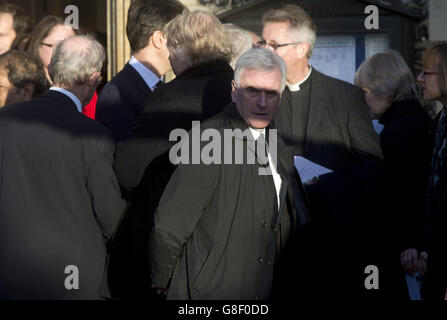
left=129, top=56, right=161, bottom=91
left=249, top=128, right=266, bottom=141
left=49, top=87, right=82, bottom=113
left=287, top=65, right=312, bottom=92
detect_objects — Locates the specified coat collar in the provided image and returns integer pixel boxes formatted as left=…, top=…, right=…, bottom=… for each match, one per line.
left=176, top=60, right=233, bottom=81
left=42, top=90, right=80, bottom=112
left=123, top=63, right=153, bottom=95
left=379, top=99, right=421, bottom=126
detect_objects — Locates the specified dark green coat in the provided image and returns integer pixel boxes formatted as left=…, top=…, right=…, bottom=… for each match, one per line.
left=149, top=104, right=309, bottom=300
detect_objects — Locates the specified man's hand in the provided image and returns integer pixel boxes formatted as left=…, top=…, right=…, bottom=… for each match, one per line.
left=305, top=176, right=320, bottom=185
left=400, top=248, right=420, bottom=275
left=152, top=284, right=169, bottom=296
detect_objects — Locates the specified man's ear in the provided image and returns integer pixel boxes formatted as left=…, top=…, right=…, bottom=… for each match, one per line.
left=87, top=71, right=102, bottom=88
left=21, top=82, right=35, bottom=101
left=231, top=80, right=237, bottom=103
left=151, top=30, right=165, bottom=50
left=296, top=42, right=310, bottom=60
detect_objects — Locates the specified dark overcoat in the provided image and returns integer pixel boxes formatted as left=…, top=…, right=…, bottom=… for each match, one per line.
left=96, top=63, right=152, bottom=141
left=0, top=91, right=126, bottom=299
left=273, top=68, right=385, bottom=298
left=108, top=61, right=233, bottom=298
left=149, top=104, right=309, bottom=300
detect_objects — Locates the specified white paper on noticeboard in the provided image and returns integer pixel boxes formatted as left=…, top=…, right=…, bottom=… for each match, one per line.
left=309, top=35, right=356, bottom=84
left=294, top=156, right=333, bottom=183
left=365, top=34, right=390, bottom=60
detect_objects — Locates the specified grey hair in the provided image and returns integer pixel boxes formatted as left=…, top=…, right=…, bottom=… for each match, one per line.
left=48, top=35, right=106, bottom=86
left=355, top=50, right=418, bottom=103
left=234, top=48, right=287, bottom=92
left=223, top=23, right=253, bottom=69
left=263, top=4, right=317, bottom=59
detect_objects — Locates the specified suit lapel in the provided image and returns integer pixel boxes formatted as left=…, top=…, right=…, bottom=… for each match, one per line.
left=124, top=63, right=152, bottom=96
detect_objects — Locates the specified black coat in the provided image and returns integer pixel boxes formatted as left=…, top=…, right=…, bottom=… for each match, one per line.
left=374, top=99, right=432, bottom=298
left=115, top=60, right=234, bottom=193
left=274, top=69, right=385, bottom=298
left=274, top=68, right=383, bottom=170
left=149, top=104, right=309, bottom=299
left=96, top=63, right=152, bottom=141
left=108, top=61, right=233, bottom=298
left=379, top=99, right=432, bottom=251
left=422, top=108, right=447, bottom=300
left=0, top=91, right=126, bottom=299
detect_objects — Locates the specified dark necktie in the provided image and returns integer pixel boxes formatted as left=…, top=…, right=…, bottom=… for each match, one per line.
left=153, top=80, right=163, bottom=91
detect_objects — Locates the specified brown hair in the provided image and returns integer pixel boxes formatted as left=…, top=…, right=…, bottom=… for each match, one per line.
left=126, top=0, right=186, bottom=53
left=0, top=50, right=50, bottom=97
left=0, top=2, right=30, bottom=50
left=26, top=16, right=78, bottom=61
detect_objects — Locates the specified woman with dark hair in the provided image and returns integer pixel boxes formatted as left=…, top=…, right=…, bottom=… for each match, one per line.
left=27, top=16, right=75, bottom=81
left=355, top=50, right=432, bottom=299
left=27, top=16, right=98, bottom=119
left=416, top=42, right=447, bottom=300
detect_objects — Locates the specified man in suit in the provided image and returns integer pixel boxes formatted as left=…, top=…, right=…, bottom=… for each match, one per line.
left=149, top=48, right=309, bottom=300
left=0, top=50, right=50, bottom=108
left=95, top=0, right=186, bottom=141
left=261, top=4, right=385, bottom=298
left=0, top=35, right=126, bottom=300
left=109, top=10, right=234, bottom=299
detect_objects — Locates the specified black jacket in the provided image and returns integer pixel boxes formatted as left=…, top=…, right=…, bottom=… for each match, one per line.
left=149, top=104, right=309, bottom=299
left=108, top=61, right=233, bottom=298
left=379, top=99, right=432, bottom=251
left=0, top=91, right=126, bottom=299
left=274, top=68, right=385, bottom=298
left=96, top=63, right=152, bottom=141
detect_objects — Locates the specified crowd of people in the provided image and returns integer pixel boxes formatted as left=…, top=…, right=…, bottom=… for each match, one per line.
left=0, top=0, right=446, bottom=300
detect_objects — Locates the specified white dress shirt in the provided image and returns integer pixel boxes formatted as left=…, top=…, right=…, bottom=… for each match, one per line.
left=287, top=65, right=313, bottom=92
left=129, top=56, right=161, bottom=91
left=250, top=128, right=282, bottom=208
left=49, top=87, right=82, bottom=113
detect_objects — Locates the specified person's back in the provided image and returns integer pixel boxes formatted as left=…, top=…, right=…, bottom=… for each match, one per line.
left=0, top=35, right=126, bottom=300
left=109, top=11, right=233, bottom=299
left=96, top=0, right=186, bottom=141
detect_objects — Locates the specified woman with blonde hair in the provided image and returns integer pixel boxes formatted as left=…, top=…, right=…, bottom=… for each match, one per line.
left=356, top=50, right=432, bottom=299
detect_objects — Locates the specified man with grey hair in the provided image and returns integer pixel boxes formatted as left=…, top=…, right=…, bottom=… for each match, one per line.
left=0, top=35, right=126, bottom=299
left=262, top=4, right=385, bottom=298
left=149, top=48, right=308, bottom=299
left=223, top=23, right=253, bottom=69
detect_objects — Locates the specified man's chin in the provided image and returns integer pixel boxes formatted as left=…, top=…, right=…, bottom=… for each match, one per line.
left=249, top=120, right=269, bottom=130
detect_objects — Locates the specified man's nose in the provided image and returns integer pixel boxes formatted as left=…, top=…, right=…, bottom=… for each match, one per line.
left=257, top=91, right=267, bottom=107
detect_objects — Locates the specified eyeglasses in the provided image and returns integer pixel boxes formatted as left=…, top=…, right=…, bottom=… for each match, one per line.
left=256, top=40, right=301, bottom=51
left=41, top=42, right=56, bottom=49
left=420, top=70, right=439, bottom=77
